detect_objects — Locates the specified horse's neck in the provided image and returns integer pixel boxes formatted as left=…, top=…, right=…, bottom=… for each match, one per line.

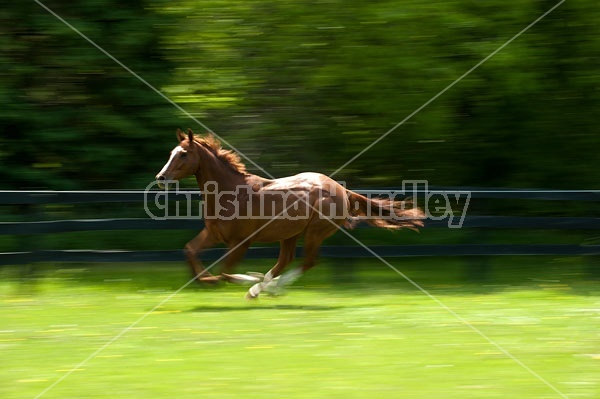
left=194, top=149, right=245, bottom=192
left=195, top=152, right=246, bottom=218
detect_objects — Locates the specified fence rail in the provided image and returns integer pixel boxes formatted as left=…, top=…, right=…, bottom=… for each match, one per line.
left=1, top=216, right=600, bottom=236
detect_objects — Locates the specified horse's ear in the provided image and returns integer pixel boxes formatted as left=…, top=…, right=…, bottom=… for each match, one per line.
left=187, top=128, right=194, bottom=143
left=176, top=128, right=186, bottom=142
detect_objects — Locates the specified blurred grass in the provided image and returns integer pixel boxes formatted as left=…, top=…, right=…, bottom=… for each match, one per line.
left=1, top=258, right=599, bottom=398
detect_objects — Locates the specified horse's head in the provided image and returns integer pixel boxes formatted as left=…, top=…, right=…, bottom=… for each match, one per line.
left=155, top=129, right=201, bottom=188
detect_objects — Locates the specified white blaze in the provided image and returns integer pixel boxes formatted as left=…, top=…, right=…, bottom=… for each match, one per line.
left=158, top=146, right=184, bottom=177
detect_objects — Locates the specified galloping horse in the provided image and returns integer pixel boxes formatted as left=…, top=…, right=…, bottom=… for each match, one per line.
left=155, top=129, right=424, bottom=299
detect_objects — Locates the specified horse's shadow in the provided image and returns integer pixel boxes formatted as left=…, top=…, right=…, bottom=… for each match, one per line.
left=188, top=303, right=346, bottom=312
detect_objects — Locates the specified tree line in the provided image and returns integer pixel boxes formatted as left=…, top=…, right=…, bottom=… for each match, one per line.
left=1, top=0, right=598, bottom=190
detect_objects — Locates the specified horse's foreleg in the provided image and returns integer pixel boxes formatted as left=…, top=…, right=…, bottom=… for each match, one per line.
left=246, top=235, right=298, bottom=299
left=220, top=242, right=250, bottom=283
left=184, top=229, right=219, bottom=283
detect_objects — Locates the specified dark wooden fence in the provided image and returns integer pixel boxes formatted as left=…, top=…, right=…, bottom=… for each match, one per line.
left=1, top=189, right=599, bottom=267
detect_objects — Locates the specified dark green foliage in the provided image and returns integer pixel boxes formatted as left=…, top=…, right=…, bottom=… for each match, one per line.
left=1, top=0, right=599, bottom=189
left=0, top=1, right=180, bottom=189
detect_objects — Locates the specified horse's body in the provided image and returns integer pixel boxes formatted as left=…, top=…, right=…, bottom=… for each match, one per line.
left=156, top=129, right=424, bottom=298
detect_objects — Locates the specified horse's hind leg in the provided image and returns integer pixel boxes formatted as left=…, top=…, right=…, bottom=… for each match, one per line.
left=184, top=229, right=219, bottom=283
left=246, top=218, right=340, bottom=299
left=253, top=234, right=326, bottom=296
left=269, top=235, right=299, bottom=278
left=273, top=220, right=341, bottom=291
left=246, top=235, right=299, bottom=299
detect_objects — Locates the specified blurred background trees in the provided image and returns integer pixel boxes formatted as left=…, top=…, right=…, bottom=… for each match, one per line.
left=1, top=0, right=598, bottom=190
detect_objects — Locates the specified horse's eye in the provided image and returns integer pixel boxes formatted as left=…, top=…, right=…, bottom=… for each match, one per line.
left=180, top=151, right=188, bottom=158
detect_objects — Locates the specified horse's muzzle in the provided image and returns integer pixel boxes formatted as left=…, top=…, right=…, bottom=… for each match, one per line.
left=156, top=175, right=166, bottom=189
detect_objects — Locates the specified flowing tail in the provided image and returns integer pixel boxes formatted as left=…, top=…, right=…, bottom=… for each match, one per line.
left=346, top=191, right=425, bottom=231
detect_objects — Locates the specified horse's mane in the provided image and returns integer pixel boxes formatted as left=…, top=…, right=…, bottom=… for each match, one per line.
left=193, top=135, right=247, bottom=174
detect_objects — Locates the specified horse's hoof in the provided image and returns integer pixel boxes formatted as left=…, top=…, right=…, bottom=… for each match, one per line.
left=245, top=291, right=259, bottom=300
left=223, top=273, right=261, bottom=285
left=198, top=275, right=222, bottom=285
left=245, top=283, right=262, bottom=300
left=264, top=277, right=283, bottom=296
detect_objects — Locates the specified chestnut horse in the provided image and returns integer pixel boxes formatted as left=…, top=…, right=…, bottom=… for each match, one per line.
left=155, top=129, right=424, bottom=299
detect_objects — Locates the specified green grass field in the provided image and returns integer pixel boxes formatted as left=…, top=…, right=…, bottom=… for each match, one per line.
left=1, top=258, right=599, bottom=399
